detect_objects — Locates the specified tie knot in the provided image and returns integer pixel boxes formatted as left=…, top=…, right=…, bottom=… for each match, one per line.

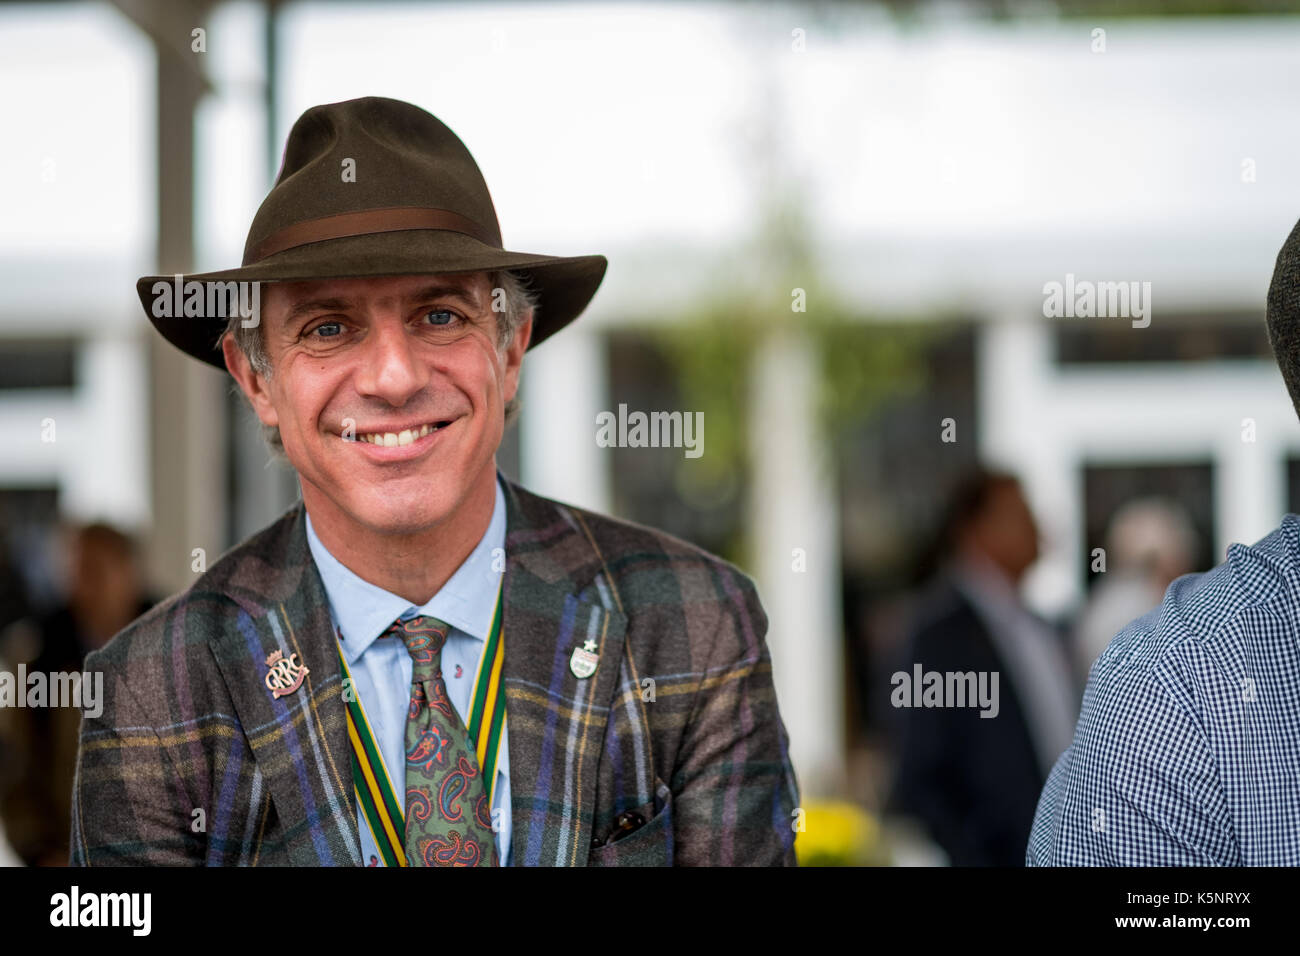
left=387, top=615, right=451, bottom=675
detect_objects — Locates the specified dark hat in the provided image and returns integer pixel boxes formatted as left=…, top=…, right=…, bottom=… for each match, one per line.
left=136, top=96, right=607, bottom=372
left=1267, top=216, right=1300, bottom=419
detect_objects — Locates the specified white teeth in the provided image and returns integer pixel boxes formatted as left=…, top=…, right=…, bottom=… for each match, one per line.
left=355, top=422, right=442, bottom=446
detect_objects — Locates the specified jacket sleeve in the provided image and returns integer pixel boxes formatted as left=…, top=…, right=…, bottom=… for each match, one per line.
left=70, top=644, right=205, bottom=865
left=671, top=569, right=800, bottom=866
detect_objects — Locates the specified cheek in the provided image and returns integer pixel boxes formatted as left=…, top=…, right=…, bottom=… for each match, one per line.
left=453, top=341, right=507, bottom=403
left=272, top=369, right=337, bottom=433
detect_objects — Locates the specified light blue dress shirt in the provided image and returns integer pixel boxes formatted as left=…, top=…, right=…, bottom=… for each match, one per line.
left=304, top=478, right=511, bottom=866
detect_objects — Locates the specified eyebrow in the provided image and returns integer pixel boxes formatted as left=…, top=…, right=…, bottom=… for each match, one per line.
left=406, top=283, right=482, bottom=310
left=282, top=282, right=482, bottom=324
left=284, top=297, right=353, bottom=323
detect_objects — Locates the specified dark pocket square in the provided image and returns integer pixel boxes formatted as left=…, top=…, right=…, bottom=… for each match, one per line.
left=588, top=780, right=673, bottom=867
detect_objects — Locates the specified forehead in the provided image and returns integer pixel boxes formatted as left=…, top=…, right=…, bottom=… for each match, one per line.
left=263, top=271, right=490, bottom=312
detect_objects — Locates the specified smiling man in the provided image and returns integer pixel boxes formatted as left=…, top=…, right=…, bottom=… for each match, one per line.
left=69, top=96, right=799, bottom=867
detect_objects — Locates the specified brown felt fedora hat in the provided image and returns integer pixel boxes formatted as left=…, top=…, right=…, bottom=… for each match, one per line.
left=137, top=96, right=607, bottom=372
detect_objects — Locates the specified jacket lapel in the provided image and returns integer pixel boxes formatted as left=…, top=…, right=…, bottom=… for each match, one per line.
left=208, top=502, right=361, bottom=866
left=205, top=480, right=623, bottom=867
left=499, top=477, right=628, bottom=866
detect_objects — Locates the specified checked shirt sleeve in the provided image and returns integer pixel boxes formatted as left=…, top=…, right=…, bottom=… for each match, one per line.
left=1027, top=632, right=1237, bottom=866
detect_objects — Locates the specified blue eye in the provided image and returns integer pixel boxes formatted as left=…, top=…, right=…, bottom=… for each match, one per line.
left=311, top=322, right=342, bottom=338
left=425, top=308, right=457, bottom=326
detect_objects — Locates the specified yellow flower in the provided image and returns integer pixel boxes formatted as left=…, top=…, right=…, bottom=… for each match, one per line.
left=794, top=800, right=882, bottom=866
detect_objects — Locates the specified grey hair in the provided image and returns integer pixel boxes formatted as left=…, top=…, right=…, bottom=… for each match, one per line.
left=224, top=269, right=540, bottom=459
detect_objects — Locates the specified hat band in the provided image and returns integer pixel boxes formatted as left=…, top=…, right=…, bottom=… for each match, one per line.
left=244, top=206, right=500, bottom=264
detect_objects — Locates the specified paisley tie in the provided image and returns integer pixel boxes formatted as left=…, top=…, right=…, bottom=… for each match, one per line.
left=388, top=614, right=499, bottom=867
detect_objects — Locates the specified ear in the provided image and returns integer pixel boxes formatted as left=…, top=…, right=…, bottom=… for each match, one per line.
left=502, top=308, right=533, bottom=406
left=222, top=333, right=280, bottom=430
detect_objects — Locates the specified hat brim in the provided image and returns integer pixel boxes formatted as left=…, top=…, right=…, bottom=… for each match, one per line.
left=136, top=230, right=607, bottom=373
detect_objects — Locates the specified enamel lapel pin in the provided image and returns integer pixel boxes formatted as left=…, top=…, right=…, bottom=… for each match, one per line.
left=264, top=648, right=310, bottom=698
left=569, top=638, right=599, bottom=680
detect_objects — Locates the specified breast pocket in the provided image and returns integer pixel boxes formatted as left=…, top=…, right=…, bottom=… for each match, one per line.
left=587, top=779, right=674, bottom=867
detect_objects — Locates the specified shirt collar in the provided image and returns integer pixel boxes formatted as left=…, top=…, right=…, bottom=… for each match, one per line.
left=305, top=477, right=506, bottom=665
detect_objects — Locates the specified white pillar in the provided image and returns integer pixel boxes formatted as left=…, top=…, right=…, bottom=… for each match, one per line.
left=519, top=326, right=611, bottom=513
left=978, top=315, right=1080, bottom=617
left=1215, top=430, right=1283, bottom=559
left=748, top=329, right=844, bottom=800
left=62, top=333, right=150, bottom=528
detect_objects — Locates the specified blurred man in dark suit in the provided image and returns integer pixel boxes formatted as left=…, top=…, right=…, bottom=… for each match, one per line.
left=889, top=470, right=1079, bottom=866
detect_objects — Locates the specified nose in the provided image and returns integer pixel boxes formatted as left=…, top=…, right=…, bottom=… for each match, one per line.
left=352, top=313, right=431, bottom=404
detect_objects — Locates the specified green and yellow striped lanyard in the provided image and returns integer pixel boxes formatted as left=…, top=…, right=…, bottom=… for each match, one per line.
left=338, top=576, right=507, bottom=867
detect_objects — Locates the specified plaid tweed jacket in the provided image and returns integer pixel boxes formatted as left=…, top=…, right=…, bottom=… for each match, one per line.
left=70, top=477, right=799, bottom=866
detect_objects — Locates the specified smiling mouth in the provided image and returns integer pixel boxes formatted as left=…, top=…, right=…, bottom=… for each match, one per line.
left=346, top=421, right=452, bottom=447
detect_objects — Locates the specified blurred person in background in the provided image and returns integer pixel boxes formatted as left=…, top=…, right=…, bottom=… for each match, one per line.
left=1072, top=497, right=1197, bottom=683
left=1030, top=217, right=1300, bottom=865
left=0, top=521, right=156, bottom=866
left=0, top=535, right=34, bottom=639
left=889, top=469, right=1079, bottom=866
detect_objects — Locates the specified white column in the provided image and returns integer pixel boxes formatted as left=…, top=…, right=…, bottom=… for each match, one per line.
left=61, top=333, right=150, bottom=528
left=978, top=315, right=1080, bottom=617
left=1215, top=429, right=1283, bottom=559
left=519, top=326, right=611, bottom=513
left=748, top=329, right=844, bottom=800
